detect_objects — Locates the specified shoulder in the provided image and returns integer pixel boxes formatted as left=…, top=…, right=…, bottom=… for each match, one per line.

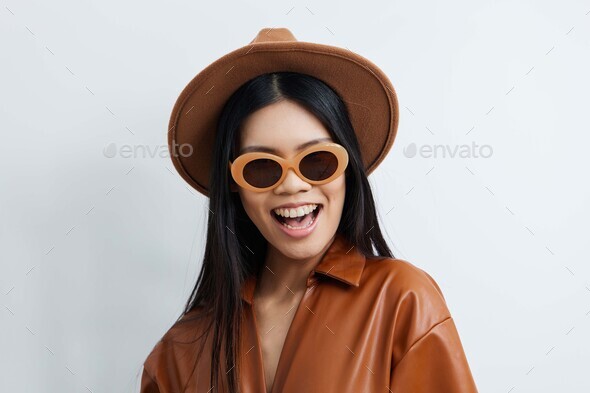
left=362, top=257, right=457, bottom=361
left=363, top=257, right=448, bottom=304
left=363, top=257, right=452, bottom=328
left=142, top=307, right=212, bottom=381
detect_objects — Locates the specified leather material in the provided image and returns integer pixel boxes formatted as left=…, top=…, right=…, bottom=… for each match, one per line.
left=141, top=234, right=478, bottom=392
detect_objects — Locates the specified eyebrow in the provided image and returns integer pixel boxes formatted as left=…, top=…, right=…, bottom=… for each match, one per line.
left=238, top=137, right=333, bottom=155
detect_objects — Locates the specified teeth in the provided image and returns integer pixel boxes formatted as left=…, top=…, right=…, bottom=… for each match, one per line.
left=280, top=213, right=317, bottom=229
left=273, top=204, right=318, bottom=218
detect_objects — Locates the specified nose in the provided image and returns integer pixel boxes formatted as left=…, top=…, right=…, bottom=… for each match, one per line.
left=273, top=167, right=312, bottom=194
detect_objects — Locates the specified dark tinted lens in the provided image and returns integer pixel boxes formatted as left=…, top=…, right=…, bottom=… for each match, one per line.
left=243, top=158, right=282, bottom=188
left=300, top=151, right=338, bottom=181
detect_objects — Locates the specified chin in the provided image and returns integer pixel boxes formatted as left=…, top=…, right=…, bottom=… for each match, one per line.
left=271, top=240, right=325, bottom=261
left=266, top=227, right=337, bottom=262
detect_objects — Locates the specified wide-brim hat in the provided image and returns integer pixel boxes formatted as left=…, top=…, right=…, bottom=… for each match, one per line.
left=168, top=27, right=399, bottom=197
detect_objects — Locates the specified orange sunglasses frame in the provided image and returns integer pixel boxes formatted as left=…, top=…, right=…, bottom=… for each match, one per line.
left=228, top=142, right=349, bottom=192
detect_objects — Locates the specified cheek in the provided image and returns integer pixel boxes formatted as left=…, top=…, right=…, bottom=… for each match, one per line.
left=238, top=190, right=254, bottom=213
left=324, top=176, right=346, bottom=201
left=318, top=177, right=346, bottom=221
left=238, top=190, right=266, bottom=223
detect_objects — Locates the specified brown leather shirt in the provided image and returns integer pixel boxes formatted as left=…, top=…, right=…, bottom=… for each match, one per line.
left=141, top=234, right=478, bottom=392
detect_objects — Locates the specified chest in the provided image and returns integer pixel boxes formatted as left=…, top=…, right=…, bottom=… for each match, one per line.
left=237, top=280, right=393, bottom=393
left=252, top=294, right=303, bottom=393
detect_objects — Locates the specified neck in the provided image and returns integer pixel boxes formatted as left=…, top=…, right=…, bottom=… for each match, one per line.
left=255, top=237, right=335, bottom=305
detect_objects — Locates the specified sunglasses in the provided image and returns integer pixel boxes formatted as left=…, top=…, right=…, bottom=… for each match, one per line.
left=228, top=142, right=349, bottom=192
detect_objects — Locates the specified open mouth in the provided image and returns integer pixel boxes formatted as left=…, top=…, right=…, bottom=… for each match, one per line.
left=271, top=204, right=322, bottom=228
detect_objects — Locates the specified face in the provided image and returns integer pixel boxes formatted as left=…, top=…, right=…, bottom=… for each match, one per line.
left=232, top=99, right=346, bottom=261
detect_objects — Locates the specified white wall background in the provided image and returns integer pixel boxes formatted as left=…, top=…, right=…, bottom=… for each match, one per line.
left=1, top=0, right=589, bottom=392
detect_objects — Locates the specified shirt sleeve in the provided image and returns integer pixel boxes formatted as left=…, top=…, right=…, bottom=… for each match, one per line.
left=140, top=364, right=161, bottom=393
left=389, top=316, right=478, bottom=392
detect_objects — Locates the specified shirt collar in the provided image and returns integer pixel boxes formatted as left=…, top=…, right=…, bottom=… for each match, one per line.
left=241, top=233, right=366, bottom=305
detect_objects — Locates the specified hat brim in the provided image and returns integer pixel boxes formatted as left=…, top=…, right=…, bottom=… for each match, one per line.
left=168, top=40, right=399, bottom=197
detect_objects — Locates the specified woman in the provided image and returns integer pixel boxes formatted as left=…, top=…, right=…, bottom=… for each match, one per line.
left=141, top=28, right=478, bottom=393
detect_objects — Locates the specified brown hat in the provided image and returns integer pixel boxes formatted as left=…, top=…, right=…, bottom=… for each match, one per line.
left=168, top=27, right=399, bottom=197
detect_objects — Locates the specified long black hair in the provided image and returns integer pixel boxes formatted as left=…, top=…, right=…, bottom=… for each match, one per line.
left=173, top=71, right=394, bottom=392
